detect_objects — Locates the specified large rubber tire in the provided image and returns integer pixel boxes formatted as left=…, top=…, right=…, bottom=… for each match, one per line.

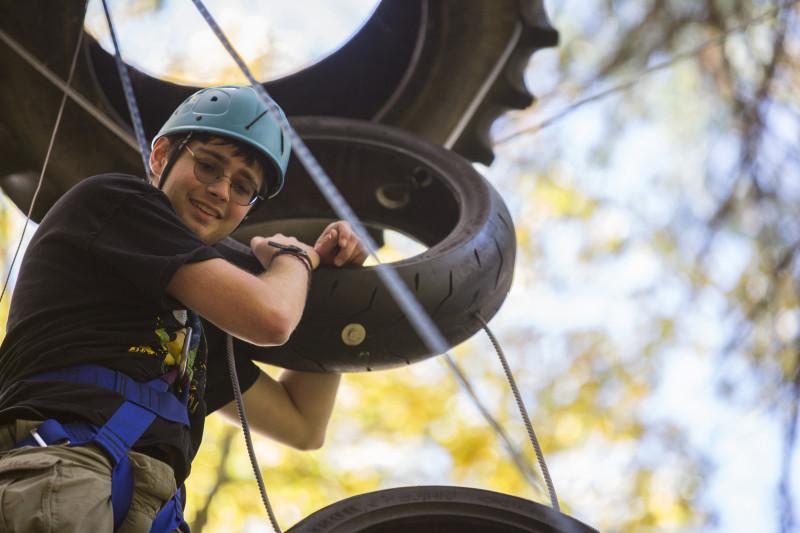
left=83, top=0, right=558, bottom=164
left=218, top=117, right=515, bottom=372
left=0, top=4, right=522, bottom=371
left=0, top=1, right=557, bottom=219
left=285, top=486, right=597, bottom=533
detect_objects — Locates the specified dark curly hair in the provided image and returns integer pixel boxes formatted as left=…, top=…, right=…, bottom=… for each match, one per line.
left=158, top=132, right=279, bottom=197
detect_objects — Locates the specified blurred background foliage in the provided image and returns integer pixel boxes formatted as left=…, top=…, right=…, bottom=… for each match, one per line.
left=1, top=0, right=799, bottom=532
left=182, top=1, right=800, bottom=531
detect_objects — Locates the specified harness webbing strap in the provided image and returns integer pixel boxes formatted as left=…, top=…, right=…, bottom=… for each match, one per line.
left=106, top=402, right=155, bottom=528
left=29, top=364, right=189, bottom=425
left=151, top=488, right=188, bottom=533
left=16, top=413, right=151, bottom=530
left=14, top=365, right=190, bottom=532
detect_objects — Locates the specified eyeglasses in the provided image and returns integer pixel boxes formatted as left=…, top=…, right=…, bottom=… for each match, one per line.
left=185, top=145, right=263, bottom=206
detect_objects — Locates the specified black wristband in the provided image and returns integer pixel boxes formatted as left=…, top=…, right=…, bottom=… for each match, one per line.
left=267, top=240, right=314, bottom=274
left=272, top=249, right=313, bottom=273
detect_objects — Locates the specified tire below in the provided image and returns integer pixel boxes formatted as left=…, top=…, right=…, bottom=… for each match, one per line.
left=285, top=486, right=597, bottom=533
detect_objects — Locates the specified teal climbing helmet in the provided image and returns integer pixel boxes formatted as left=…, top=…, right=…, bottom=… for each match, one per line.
left=152, top=85, right=291, bottom=199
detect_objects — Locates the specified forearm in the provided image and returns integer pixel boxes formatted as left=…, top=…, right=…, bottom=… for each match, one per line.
left=257, top=254, right=312, bottom=331
left=168, top=258, right=297, bottom=345
left=219, top=369, right=341, bottom=450
left=278, top=369, right=341, bottom=448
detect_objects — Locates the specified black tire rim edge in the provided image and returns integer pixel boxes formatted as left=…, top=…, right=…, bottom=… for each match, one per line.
left=285, top=486, right=597, bottom=533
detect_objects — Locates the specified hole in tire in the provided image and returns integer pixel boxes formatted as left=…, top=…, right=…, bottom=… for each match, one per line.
left=234, top=128, right=463, bottom=268
left=84, top=0, right=382, bottom=85
left=366, top=228, right=426, bottom=265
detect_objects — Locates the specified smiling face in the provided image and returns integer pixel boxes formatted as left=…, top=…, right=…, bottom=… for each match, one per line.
left=150, top=136, right=265, bottom=244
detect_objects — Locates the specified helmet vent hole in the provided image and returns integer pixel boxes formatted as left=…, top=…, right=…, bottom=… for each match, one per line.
left=210, top=96, right=218, bottom=102
left=195, top=116, right=202, bottom=121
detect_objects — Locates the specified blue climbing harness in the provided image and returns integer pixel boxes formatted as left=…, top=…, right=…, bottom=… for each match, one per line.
left=14, top=364, right=191, bottom=532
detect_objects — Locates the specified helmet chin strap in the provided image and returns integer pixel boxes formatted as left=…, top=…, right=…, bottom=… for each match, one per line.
left=157, top=132, right=193, bottom=190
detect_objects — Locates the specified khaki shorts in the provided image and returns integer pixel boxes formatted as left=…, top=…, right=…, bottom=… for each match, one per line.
left=0, top=420, right=178, bottom=533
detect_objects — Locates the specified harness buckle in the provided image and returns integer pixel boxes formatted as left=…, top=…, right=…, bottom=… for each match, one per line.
left=29, top=428, right=49, bottom=447
left=29, top=419, right=70, bottom=448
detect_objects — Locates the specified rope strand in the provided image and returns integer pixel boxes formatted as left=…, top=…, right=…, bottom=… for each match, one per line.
left=476, top=313, right=560, bottom=512
left=190, top=0, right=450, bottom=356
left=442, top=354, right=546, bottom=493
left=226, top=334, right=283, bottom=533
left=189, top=1, right=569, bottom=522
left=0, top=13, right=86, bottom=304
left=100, top=0, right=151, bottom=175
left=0, top=28, right=139, bottom=152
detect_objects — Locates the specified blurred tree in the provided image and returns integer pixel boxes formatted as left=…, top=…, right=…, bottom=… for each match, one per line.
left=0, top=198, right=22, bottom=326
left=493, top=0, right=799, bottom=531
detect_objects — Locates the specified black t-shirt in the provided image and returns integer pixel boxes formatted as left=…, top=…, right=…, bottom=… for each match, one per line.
left=0, top=173, right=261, bottom=484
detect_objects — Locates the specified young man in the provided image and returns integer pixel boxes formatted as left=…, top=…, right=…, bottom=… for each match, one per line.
left=0, top=85, right=365, bottom=531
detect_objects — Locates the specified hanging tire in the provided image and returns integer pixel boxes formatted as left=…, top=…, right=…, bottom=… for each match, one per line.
left=285, top=486, right=597, bottom=533
left=0, top=1, right=557, bottom=217
left=216, top=116, right=516, bottom=372
left=82, top=0, right=557, bottom=164
left=0, top=4, right=521, bottom=371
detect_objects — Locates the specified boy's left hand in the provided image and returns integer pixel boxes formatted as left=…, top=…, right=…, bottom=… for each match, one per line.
left=314, top=221, right=369, bottom=267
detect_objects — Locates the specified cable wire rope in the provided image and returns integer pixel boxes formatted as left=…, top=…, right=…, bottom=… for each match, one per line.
left=187, top=1, right=567, bottom=529
left=0, top=28, right=139, bottom=152
left=0, top=8, right=87, bottom=304
left=477, top=313, right=559, bottom=512
left=0, top=2, right=566, bottom=529
left=99, top=0, right=151, bottom=175
left=442, top=353, right=546, bottom=492
left=226, top=334, right=283, bottom=533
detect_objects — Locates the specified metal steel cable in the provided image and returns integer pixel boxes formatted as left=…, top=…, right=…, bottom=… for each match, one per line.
left=226, top=334, right=283, bottom=533
left=0, top=13, right=86, bottom=305
left=190, top=0, right=450, bottom=356
left=100, top=0, right=151, bottom=175
left=189, top=2, right=455, bottom=523
left=0, top=28, right=140, bottom=152
left=0, top=2, right=560, bottom=528
left=476, top=313, right=560, bottom=512
left=189, top=1, right=569, bottom=523
left=442, top=354, right=546, bottom=493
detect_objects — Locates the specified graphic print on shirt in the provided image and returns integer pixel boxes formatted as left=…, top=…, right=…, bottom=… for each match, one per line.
left=127, top=309, right=206, bottom=414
